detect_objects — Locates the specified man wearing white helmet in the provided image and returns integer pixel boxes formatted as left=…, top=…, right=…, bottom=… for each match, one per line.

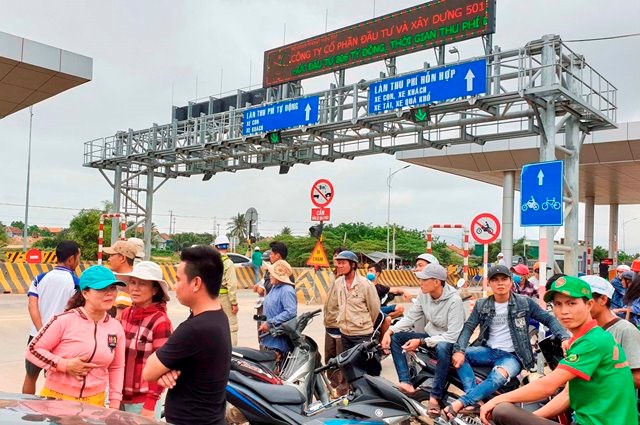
left=213, top=235, right=239, bottom=345
left=415, top=253, right=439, bottom=272
left=497, top=252, right=506, bottom=267
left=611, top=264, right=631, bottom=310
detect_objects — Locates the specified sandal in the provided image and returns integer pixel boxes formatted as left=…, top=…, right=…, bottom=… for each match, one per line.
left=441, top=403, right=458, bottom=421
left=459, top=404, right=481, bottom=415
left=427, top=400, right=441, bottom=418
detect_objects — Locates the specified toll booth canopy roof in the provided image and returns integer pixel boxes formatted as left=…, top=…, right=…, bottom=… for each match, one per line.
left=0, top=31, right=92, bottom=118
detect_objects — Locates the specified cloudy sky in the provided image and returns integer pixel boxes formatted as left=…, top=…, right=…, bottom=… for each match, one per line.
left=1, top=0, right=639, bottom=252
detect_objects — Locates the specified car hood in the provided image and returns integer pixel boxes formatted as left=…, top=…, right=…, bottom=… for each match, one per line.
left=0, top=392, right=165, bottom=424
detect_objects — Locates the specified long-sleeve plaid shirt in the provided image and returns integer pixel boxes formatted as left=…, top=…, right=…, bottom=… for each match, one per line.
left=120, top=302, right=173, bottom=410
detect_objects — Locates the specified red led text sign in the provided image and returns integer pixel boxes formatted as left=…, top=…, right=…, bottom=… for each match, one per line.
left=263, top=0, right=495, bottom=87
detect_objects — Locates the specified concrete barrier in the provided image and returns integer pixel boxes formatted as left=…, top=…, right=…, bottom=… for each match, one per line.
left=0, top=262, right=481, bottom=304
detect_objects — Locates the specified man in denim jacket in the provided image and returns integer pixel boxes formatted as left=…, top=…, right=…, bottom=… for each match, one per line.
left=442, top=265, right=569, bottom=419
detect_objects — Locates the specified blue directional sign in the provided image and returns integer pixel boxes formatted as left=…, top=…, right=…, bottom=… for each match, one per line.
left=243, top=96, right=320, bottom=136
left=520, top=160, right=564, bottom=227
left=368, top=59, right=487, bottom=115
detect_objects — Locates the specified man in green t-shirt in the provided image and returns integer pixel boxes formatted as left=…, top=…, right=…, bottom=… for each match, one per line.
left=251, top=246, right=263, bottom=284
left=479, top=275, right=637, bottom=425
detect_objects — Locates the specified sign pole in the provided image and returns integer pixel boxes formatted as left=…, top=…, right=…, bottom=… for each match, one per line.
left=483, top=243, right=489, bottom=298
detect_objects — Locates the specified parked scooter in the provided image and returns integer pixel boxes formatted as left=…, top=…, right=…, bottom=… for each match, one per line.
left=231, top=309, right=331, bottom=407
left=405, top=335, right=569, bottom=424
left=227, top=339, right=430, bottom=424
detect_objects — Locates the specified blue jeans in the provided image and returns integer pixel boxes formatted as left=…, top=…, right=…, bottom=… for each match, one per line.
left=390, top=331, right=453, bottom=401
left=456, top=346, right=522, bottom=407
left=253, top=264, right=260, bottom=283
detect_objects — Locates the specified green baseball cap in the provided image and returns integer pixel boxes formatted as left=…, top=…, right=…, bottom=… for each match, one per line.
left=543, top=275, right=592, bottom=302
left=79, top=265, right=126, bottom=290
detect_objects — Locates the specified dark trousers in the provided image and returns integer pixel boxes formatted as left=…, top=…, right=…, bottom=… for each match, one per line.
left=340, top=333, right=381, bottom=376
left=492, top=403, right=562, bottom=425
left=324, top=331, right=347, bottom=395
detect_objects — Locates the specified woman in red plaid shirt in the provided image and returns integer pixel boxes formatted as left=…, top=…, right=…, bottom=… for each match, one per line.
left=116, top=261, right=173, bottom=419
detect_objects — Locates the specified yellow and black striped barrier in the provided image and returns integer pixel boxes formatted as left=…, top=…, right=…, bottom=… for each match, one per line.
left=0, top=262, right=480, bottom=304
left=3, top=250, right=58, bottom=263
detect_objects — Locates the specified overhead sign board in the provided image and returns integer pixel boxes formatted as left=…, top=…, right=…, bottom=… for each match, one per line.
left=368, top=59, right=486, bottom=114
left=311, top=207, right=331, bottom=222
left=310, top=179, right=334, bottom=208
left=242, top=96, right=320, bottom=136
left=307, top=240, right=330, bottom=267
left=520, top=160, right=564, bottom=227
left=470, top=212, right=501, bottom=244
left=263, top=0, right=496, bottom=87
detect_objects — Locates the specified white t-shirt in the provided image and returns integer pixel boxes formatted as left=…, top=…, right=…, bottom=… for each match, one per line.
left=529, top=276, right=540, bottom=290
left=498, top=258, right=506, bottom=266
left=27, top=266, right=79, bottom=337
left=486, top=301, right=515, bottom=352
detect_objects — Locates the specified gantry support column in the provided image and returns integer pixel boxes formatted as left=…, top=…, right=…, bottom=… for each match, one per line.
left=584, top=196, right=595, bottom=274
left=501, top=171, right=515, bottom=268
left=111, top=165, right=122, bottom=244
left=609, top=204, right=619, bottom=268
left=143, top=168, right=154, bottom=260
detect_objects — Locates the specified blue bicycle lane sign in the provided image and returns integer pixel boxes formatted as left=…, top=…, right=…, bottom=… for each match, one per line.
left=520, top=160, right=564, bottom=227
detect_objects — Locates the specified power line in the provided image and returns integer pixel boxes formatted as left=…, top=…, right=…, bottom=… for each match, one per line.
left=564, top=32, right=640, bottom=43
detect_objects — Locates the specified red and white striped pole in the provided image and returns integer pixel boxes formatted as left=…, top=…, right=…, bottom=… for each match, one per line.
left=426, top=224, right=469, bottom=284
left=98, top=213, right=126, bottom=265
left=586, top=244, right=592, bottom=275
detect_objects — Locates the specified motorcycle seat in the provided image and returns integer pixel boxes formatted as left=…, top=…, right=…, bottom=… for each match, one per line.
left=229, top=371, right=305, bottom=405
left=232, top=347, right=277, bottom=364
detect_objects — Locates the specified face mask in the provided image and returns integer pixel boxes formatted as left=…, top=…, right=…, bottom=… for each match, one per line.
left=366, top=273, right=376, bottom=281
left=513, top=275, right=522, bottom=284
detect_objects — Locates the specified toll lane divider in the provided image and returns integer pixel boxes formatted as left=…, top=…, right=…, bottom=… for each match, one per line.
left=0, top=263, right=480, bottom=304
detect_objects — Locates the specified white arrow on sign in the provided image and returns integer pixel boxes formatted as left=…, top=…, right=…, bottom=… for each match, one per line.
left=305, top=104, right=311, bottom=121
left=537, top=169, right=544, bottom=186
left=465, top=69, right=475, bottom=91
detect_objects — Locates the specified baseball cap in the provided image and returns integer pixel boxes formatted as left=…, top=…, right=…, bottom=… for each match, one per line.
left=103, top=240, right=138, bottom=259
left=630, top=260, right=640, bottom=272
left=617, top=264, right=631, bottom=272
left=488, top=265, right=511, bottom=280
left=80, top=265, right=125, bottom=290
left=415, top=263, right=447, bottom=281
left=532, top=262, right=552, bottom=272
left=497, top=252, right=504, bottom=258
left=544, top=275, right=592, bottom=302
left=580, top=275, right=614, bottom=299
left=622, top=271, right=634, bottom=280
left=416, top=253, right=440, bottom=265
left=127, top=237, right=145, bottom=259
left=511, top=264, right=530, bottom=275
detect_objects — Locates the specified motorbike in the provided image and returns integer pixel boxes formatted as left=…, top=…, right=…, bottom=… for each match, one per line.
left=226, top=339, right=430, bottom=424
left=230, top=309, right=331, bottom=407
left=404, top=334, right=569, bottom=424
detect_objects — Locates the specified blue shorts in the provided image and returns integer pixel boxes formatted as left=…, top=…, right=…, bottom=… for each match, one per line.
left=381, top=305, right=397, bottom=315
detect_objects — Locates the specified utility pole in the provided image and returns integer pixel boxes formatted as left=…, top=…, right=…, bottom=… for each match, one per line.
left=23, top=106, right=34, bottom=252
left=169, top=210, right=173, bottom=234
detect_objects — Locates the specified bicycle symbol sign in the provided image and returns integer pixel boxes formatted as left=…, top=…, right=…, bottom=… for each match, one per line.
left=520, top=160, right=564, bottom=226
left=470, top=212, right=501, bottom=244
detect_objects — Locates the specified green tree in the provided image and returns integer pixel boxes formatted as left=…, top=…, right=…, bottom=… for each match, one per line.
left=227, top=213, right=248, bottom=243
left=281, top=227, right=292, bottom=236
left=11, top=221, right=24, bottom=230
left=65, top=208, right=113, bottom=261
left=169, top=232, right=213, bottom=251
left=0, top=221, right=8, bottom=247
left=593, top=245, right=608, bottom=262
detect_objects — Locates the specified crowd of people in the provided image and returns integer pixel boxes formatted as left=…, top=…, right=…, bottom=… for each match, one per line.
left=20, top=238, right=640, bottom=425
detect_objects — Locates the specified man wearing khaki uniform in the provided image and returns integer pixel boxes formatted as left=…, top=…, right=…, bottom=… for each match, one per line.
left=213, top=235, right=239, bottom=345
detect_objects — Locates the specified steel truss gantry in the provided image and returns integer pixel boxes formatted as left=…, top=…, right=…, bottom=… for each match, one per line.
left=84, top=34, right=616, bottom=265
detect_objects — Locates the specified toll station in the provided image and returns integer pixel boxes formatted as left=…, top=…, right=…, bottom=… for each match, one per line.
left=81, top=0, right=623, bottom=284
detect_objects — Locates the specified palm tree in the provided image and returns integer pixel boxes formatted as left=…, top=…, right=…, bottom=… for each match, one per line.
left=227, top=213, right=248, bottom=243
left=281, top=226, right=292, bottom=235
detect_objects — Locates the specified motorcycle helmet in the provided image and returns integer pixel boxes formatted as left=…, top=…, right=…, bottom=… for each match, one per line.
left=416, top=253, right=439, bottom=266
left=334, top=250, right=358, bottom=263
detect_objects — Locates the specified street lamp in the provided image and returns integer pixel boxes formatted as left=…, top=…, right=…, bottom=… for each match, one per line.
left=623, top=217, right=639, bottom=253
left=448, top=46, right=460, bottom=62
left=386, top=165, right=410, bottom=270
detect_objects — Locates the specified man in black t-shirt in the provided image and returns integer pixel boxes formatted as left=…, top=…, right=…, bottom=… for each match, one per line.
left=143, top=246, right=231, bottom=425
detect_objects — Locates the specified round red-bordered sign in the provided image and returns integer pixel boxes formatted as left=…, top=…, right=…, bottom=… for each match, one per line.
left=25, top=248, right=42, bottom=264
left=310, top=179, right=334, bottom=208
left=470, top=213, right=501, bottom=244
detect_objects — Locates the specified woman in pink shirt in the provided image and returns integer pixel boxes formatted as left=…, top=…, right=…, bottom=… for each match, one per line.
left=25, top=265, right=126, bottom=408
